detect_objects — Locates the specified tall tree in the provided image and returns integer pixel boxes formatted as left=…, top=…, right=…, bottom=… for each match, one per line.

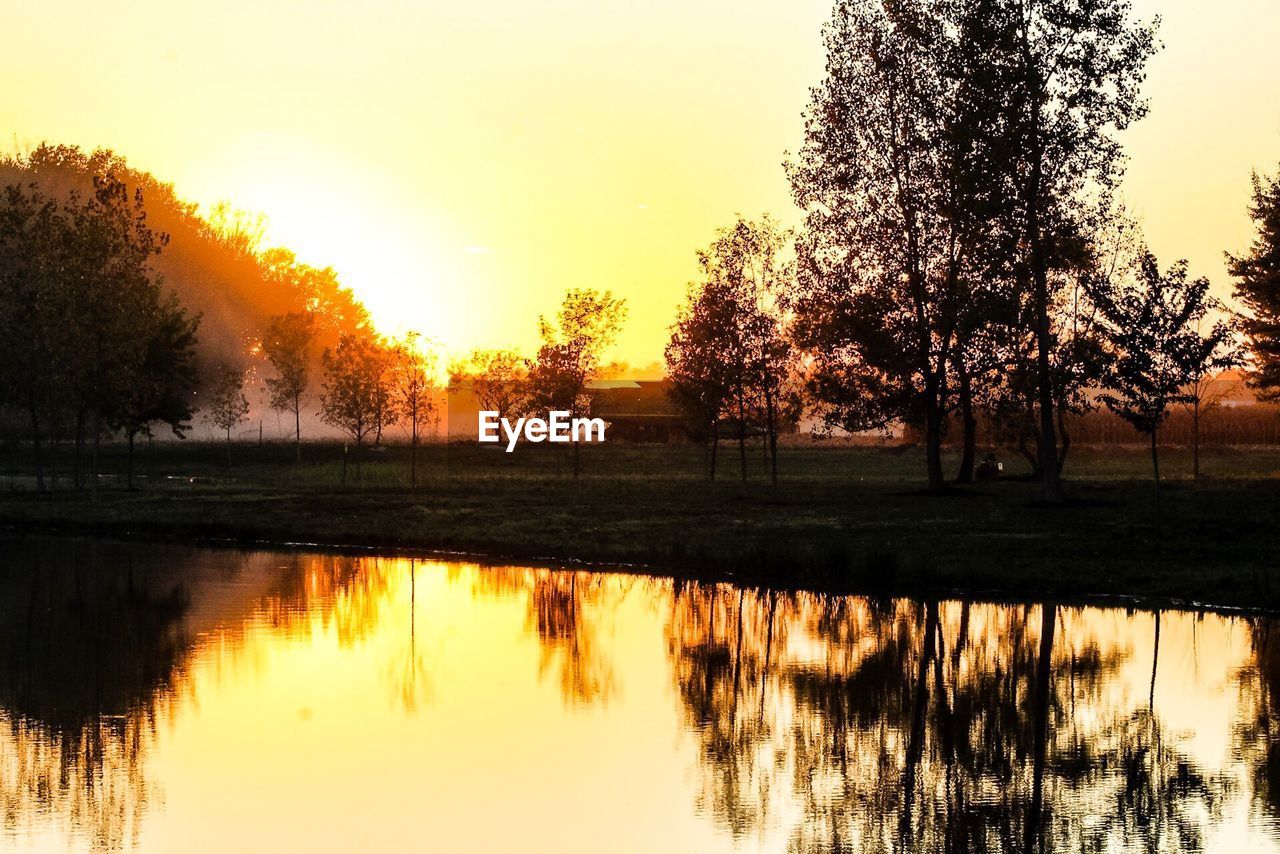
left=203, top=363, right=250, bottom=468
left=666, top=279, right=738, bottom=479
left=527, top=289, right=627, bottom=478
left=391, top=331, right=441, bottom=490
left=1095, top=252, right=1233, bottom=500
left=262, top=311, right=315, bottom=462
left=990, top=0, right=1158, bottom=500
left=1229, top=164, right=1280, bottom=400
left=788, top=0, right=1002, bottom=490
left=668, top=217, right=796, bottom=484
left=0, top=183, right=60, bottom=491
left=113, top=294, right=201, bottom=488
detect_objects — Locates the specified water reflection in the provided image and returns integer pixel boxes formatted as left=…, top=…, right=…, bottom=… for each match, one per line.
left=0, top=536, right=1277, bottom=852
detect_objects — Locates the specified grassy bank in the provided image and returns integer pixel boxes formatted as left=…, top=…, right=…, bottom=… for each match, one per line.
left=2, top=440, right=1279, bottom=610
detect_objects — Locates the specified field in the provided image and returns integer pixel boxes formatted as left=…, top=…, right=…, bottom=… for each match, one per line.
left=2, top=438, right=1280, bottom=611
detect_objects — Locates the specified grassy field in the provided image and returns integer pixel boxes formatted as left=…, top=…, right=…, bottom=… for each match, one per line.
left=2, top=438, right=1279, bottom=611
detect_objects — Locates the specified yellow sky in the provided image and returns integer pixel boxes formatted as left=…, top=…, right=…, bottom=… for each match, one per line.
left=1, top=0, right=1278, bottom=366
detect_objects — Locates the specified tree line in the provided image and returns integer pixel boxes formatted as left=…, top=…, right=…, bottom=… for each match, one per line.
left=7, top=0, right=1280, bottom=501
left=662, top=0, right=1280, bottom=499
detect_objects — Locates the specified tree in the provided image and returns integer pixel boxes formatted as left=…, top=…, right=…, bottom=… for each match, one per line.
left=788, top=0, right=1004, bottom=491
left=262, top=311, right=315, bottom=462
left=668, top=217, right=796, bottom=484
left=1228, top=164, right=1280, bottom=400
left=69, top=175, right=173, bottom=496
left=1094, top=252, right=1233, bottom=501
left=113, top=294, right=201, bottom=488
left=391, top=332, right=441, bottom=490
left=527, top=289, right=627, bottom=478
left=985, top=0, right=1159, bottom=500
left=666, top=280, right=737, bottom=479
left=1178, top=351, right=1240, bottom=483
left=320, top=332, right=393, bottom=449
left=450, top=349, right=529, bottom=422
left=984, top=246, right=1112, bottom=479
left=203, top=364, right=249, bottom=467
left=0, top=183, right=60, bottom=491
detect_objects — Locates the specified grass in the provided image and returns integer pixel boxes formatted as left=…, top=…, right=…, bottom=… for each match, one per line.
left=2, top=438, right=1279, bottom=611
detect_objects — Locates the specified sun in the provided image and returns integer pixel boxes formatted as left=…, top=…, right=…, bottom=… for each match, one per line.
left=185, top=133, right=450, bottom=346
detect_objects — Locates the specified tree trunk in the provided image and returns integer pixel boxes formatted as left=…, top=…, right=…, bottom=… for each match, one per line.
left=28, top=402, right=45, bottom=493
left=709, top=422, right=719, bottom=481
left=126, top=431, right=136, bottom=491
left=954, top=356, right=976, bottom=484
left=49, top=418, right=58, bottom=494
left=295, top=396, right=302, bottom=464
left=91, top=408, right=101, bottom=501
left=226, top=425, right=232, bottom=469
left=1056, top=407, right=1072, bottom=475
left=736, top=394, right=747, bottom=483
left=923, top=374, right=945, bottom=491
left=1150, top=428, right=1161, bottom=526
left=1192, top=400, right=1200, bottom=481
left=411, top=417, right=419, bottom=491
left=1026, top=110, right=1063, bottom=503
left=764, top=389, right=779, bottom=488
left=74, top=408, right=85, bottom=490
left=1018, top=430, right=1041, bottom=477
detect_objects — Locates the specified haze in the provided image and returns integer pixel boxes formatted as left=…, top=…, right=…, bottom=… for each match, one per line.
left=2, top=0, right=1277, bottom=365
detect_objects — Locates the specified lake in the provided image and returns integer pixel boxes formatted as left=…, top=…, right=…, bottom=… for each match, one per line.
left=1, top=535, right=1278, bottom=852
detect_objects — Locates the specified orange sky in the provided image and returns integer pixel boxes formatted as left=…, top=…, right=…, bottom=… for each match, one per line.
left=1, top=0, right=1278, bottom=366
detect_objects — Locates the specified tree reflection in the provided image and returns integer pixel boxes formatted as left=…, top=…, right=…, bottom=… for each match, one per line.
left=667, top=588, right=1234, bottom=853
left=474, top=567, right=616, bottom=705
left=0, top=538, right=192, bottom=850
left=0, top=540, right=423, bottom=848
left=1237, top=618, right=1280, bottom=821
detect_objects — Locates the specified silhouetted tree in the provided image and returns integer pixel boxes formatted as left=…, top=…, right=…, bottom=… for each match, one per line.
left=262, top=311, right=315, bottom=462
left=203, top=363, right=249, bottom=467
left=449, top=348, right=529, bottom=422
left=320, top=332, right=393, bottom=450
left=1229, top=163, right=1280, bottom=401
left=527, top=289, right=627, bottom=478
left=390, top=331, right=440, bottom=490
left=1178, top=363, right=1239, bottom=482
left=114, top=294, right=201, bottom=488
left=669, top=217, right=796, bottom=484
left=787, top=0, right=1004, bottom=490
left=982, top=0, right=1159, bottom=501
left=1095, top=252, right=1234, bottom=498
left=666, top=278, right=737, bottom=479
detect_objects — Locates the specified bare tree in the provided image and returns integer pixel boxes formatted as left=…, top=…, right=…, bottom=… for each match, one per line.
left=391, top=331, right=441, bottom=490
left=1095, top=252, right=1234, bottom=506
left=262, top=311, right=315, bottom=462
left=204, top=363, right=250, bottom=468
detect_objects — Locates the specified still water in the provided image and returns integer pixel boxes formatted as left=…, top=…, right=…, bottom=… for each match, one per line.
left=1, top=535, right=1279, bottom=853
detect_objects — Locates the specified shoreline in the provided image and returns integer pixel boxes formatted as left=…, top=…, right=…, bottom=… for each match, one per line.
left=4, top=513, right=1276, bottom=620
left=3, top=443, right=1278, bottom=617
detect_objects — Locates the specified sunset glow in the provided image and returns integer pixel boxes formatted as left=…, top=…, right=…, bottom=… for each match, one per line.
left=2, top=0, right=1278, bottom=366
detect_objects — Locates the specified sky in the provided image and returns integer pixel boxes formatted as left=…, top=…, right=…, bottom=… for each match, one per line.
left=1, top=0, right=1278, bottom=367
